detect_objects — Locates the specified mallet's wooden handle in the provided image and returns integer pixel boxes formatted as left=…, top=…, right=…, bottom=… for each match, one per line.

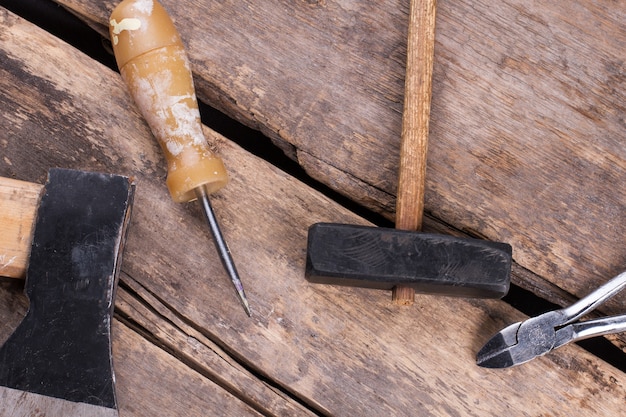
left=396, top=0, right=436, bottom=230
left=393, top=0, right=437, bottom=304
left=0, top=177, right=44, bottom=278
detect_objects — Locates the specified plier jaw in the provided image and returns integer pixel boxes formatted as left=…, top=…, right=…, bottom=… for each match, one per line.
left=476, top=271, right=626, bottom=368
left=475, top=322, right=521, bottom=368
left=476, top=311, right=567, bottom=368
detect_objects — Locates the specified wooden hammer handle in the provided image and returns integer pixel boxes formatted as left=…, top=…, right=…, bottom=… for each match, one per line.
left=396, top=0, right=436, bottom=231
left=0, top=177, right=43, bottom=278
left=393, top=0, right=437, bottom=304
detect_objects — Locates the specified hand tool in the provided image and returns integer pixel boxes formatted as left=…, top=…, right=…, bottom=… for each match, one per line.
left=0, top=168, right=134, bottom=417
left=305, top=0, right=512, bottom=303
left=109, top=0, right=251, bottom=316
left=477, top=270, right=626, bottom=368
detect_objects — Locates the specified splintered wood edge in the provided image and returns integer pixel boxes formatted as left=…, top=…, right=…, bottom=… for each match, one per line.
left=0, top=177, right=43, bottom=279
left=392, top=286, right=416, bottom=305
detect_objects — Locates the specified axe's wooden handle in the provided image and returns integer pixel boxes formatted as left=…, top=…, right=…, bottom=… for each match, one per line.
left=393, top=0, right=437, bottom=304
left=0, top=177, right=44, bottom=278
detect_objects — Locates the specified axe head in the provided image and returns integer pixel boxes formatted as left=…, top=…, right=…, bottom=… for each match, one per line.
left=0, top=169, right=135, bottom=416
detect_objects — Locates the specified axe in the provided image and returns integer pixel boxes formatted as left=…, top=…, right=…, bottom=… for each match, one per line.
left=0, top=168, right=134, bottom=417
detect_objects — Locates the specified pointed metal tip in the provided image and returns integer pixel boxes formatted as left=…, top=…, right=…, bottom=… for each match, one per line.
left=475, top=322, right=523, bottom=369
left=238, top=291, right=252, bottom=317
left=194, top=186, right=252, bottom=318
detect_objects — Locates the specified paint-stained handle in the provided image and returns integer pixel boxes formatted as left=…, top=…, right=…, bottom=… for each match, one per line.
left=0, top=177, right=43, bottom=278
left=109, top=0, right=228, bottom=203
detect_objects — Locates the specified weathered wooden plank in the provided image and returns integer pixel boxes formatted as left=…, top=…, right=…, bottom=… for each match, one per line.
left=115, top=273, right=317, bottom=416
left=112, top=317, right=263, bottom=417
left=55, top=0, right=626, bottom=311
left=1, top=6, right=625, bottom=417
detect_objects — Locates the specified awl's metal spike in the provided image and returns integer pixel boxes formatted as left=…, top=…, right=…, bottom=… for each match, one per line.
left=196, top=186, right=251, bottom=316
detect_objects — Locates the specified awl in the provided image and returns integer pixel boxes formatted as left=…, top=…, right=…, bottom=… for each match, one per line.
left=109, top=0, right=251, bottom=316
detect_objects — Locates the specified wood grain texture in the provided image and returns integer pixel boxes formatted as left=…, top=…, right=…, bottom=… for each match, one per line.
left=1, top=5, right=625, bottom=417
left=396, top=0, right=435, bottom=231
left=0, top=178, right=42, bottom=278
left=392, top=0, right=437, bottom=304
left=55, top=0, right=626, bottom=316
left=1, top=387, right=118, bottom=417
left=111, top=299, right=266, bottom=417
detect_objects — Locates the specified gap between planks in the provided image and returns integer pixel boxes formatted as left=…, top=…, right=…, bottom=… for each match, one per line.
left=114, top=272, right=322, bottom=417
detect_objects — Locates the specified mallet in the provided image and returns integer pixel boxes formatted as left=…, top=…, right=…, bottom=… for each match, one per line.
left=305, top=0, right=512, bottom=303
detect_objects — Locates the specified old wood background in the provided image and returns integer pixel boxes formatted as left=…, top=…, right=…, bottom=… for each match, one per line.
left=1, top=0, right=624, bottom=415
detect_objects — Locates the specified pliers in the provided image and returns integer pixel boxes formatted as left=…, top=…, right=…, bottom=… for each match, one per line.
left=476, top=270, right=626, bottom=368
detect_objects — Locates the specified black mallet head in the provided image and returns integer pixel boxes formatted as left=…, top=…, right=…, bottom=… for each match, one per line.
left=306, top=223, right=512, bottom=299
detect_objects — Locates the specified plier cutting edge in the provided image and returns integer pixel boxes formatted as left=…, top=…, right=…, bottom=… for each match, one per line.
left=477, top=271, right=626, bottom=368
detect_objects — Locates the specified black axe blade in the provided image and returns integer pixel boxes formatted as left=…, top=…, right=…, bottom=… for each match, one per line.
left=306, top=223, right=512, bottom=298
left=0, top=168, right=135, bottom=416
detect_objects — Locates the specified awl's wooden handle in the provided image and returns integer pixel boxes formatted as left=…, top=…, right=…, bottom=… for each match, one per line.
left=109, top=0, right=228, bottom=203
left=0, top=177, right=44, bottom=278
